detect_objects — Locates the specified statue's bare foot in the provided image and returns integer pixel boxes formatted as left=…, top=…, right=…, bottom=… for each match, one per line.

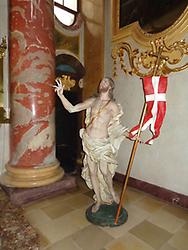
left=91, top=202, right=101, bottom=213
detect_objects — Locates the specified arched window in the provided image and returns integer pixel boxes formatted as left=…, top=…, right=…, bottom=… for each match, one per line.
left=54, top=0, right=78, bottom=26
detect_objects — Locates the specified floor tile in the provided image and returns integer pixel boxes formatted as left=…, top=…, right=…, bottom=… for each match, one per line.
left=22, top=191, right=77, bottom=212
left=101, top=204, right=149, bottom=239
left=45, top=236, right=82, bottom=250
left=41, top=202, right=74, bottom=219
left=130, top=220, right=173, bottom=249
left=123, top=187, right=146, bottom=205
left=163, top=205, right=188, bottom=221
left=106, top=241, right=130, bottom=250
left=64, top=206, right=90, bottom=228
left=22, top=198, right=51, bottom=211
left=65, top=193, right=93, bottom=209
left=147, top=208, right=186, bottom=233
left=133, top=196, right=165, bottom=213
left=159, top=243, right=177, bottom=250
left=34, top=213, right=81, bottom=244
left=182, top=222, right=188, bottom=231
left=106, top=232, right=154, bottom=250
left=72, top=224, right=113, bottom=250
left=169, top=230, right=188, bottom=250
left=126, top=203, right=150, bottom=219
left=24, top=208, right=52, bottom=227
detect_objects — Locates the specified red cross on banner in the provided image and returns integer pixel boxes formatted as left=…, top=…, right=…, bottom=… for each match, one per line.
left=129, top=76, right=168, bottom=144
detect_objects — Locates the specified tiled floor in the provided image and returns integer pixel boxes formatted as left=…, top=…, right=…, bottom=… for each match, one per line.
left=22, top=176, right=188, bottom=250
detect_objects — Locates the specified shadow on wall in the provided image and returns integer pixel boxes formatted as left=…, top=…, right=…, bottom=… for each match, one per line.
left=55, top=54, right=85, bottom=173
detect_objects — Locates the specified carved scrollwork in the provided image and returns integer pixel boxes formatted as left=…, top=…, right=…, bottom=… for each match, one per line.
left=112, top=37, right=188, bottom=77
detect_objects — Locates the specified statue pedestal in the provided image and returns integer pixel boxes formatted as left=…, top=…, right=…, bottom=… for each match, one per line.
left=86, top=202, right=128, bottom=227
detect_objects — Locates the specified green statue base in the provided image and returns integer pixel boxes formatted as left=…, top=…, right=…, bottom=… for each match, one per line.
left=85, top=202, right=128, bottom=227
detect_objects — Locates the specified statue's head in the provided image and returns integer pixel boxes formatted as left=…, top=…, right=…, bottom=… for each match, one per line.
left=98, top=77, right=115, bottom=99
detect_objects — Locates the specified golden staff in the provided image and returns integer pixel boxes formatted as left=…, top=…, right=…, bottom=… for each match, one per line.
left=114, top=46, right=163, bottom=225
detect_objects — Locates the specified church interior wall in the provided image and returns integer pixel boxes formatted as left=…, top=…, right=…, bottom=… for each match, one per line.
left=104, top=0, right=188, bottom=197
left=0, top=0, right=187, bottom=200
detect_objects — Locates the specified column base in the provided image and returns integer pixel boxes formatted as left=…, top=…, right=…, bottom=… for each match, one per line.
left=1, top=175, right=77, bottom=206
left=0, top=161, right=64, bottom=188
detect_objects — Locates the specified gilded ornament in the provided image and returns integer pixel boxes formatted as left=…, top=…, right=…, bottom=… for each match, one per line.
left=112, top=37, right=188, bottom=77
left=55, top=74, right=76, bottom=90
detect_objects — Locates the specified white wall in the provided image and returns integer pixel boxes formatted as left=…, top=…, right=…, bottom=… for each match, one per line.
left=0, top=0, right=10, bottom=174
left=104, top=0, right=188, bottom=196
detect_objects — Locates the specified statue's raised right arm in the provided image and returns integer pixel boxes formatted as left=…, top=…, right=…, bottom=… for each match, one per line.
left=54, top=79, right=95, bottom=113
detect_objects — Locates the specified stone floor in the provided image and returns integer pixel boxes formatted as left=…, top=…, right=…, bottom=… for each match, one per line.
left=20, top=176, right=188, bottom=250
left=6, top=175, right=188, bottom=250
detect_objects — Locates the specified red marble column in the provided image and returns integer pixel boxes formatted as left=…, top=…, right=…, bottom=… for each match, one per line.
left=2, top=0, right=64, bottom=187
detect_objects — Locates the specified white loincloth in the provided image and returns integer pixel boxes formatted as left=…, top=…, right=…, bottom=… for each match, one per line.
left=80, top=104, right=127, bottom=203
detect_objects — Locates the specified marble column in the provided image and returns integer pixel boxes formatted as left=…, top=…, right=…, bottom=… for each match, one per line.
left=1, top=0, right=64, bottom=187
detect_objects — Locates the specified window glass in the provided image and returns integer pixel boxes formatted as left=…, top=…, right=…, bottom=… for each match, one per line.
left=55, top=0, right=62, bottom=4
left=64, top=0, right=77, bottom=11
left=54, top=0, right=78, bottom=26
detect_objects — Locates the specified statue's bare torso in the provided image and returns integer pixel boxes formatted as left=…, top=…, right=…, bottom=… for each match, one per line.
left=86, top=98, right=119, bottom=139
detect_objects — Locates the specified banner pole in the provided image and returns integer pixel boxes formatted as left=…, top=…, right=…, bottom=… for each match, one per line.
left=114, top=102, right=147, bottom=224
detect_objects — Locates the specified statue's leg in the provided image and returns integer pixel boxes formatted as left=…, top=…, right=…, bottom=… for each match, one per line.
left=99, top=160, right=119, bottom=204
left=87, top=157, right=102, bottom=212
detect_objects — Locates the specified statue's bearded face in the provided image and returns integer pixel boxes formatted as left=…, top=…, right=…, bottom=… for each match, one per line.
left=99, top=78, right=111, bottom=93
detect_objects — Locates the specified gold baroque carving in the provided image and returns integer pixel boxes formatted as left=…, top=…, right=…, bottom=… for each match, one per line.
left=56, top=74, right=76, bottom=90
left=112, top=37, right=188, bottom=77
left=112, top=3, right=188, bottom=47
